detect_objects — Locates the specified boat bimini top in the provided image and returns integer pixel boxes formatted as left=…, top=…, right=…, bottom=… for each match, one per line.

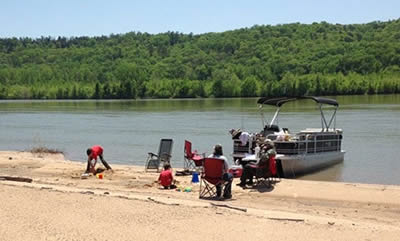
left=257, top=96, right=339, bottom=132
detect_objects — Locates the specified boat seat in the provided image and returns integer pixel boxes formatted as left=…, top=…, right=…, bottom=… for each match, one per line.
left=262, top=124, right=280, bottom=136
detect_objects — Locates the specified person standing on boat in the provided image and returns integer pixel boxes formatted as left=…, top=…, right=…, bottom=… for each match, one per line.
left=84, top=145, right=112, bottom=174
left=208, top=144, right=233, bottom=199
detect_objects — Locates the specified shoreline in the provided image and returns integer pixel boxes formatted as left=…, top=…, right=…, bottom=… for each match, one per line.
left=1, top=151, right=400, bottom=240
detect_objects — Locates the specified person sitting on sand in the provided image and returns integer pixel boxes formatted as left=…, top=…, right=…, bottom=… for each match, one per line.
left=85, top=145, right=112, bottom=174
left=158, top=163, right=176, bottom=189
left=237, top=140, right=276, bottom=187
left=208, top=144, right=233, bottom=199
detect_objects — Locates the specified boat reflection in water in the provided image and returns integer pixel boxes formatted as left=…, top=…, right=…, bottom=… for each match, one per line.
left=232, top=96, right=345, bottom=178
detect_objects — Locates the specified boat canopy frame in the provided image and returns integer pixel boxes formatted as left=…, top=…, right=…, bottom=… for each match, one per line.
left=257, top=96, right=339, bottom=132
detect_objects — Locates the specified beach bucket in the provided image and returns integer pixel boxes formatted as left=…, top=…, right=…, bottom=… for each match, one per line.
left=96, top=173, right=104, bottom=179
left=191, top=172, right=199, bottom=183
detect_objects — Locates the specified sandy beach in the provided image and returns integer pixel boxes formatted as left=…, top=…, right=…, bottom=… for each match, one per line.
left=1, top=151, right=400, bottom=241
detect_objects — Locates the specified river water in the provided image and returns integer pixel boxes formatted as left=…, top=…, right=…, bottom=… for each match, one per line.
left=0, top=95, right=399, bottom=185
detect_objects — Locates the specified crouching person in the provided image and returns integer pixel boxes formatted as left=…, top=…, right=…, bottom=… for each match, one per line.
left=158, top=163, right=176, bottom=189
left=85, top=145, right=112, bottom=174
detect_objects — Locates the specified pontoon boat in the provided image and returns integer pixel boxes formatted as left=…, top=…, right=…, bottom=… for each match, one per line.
left=232, top=96, right=345, bottom=178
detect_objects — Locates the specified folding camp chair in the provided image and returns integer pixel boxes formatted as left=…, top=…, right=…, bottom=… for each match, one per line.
left=253, top=166, right=272, bottom=188
left=254, top=156, right=278, bottom=188
left=145, top=139, right=174, bottom=172
left=199, top=158, right=226, bottom=199
left=183, top=140, right=204, bottom=172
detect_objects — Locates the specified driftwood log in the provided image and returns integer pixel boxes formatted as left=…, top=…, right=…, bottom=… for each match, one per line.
left=0, top=176, right=33, bottom=183
left=147, top=197, right=180, bottom=206
left=268, top=217, right=305, bottom=222
left=210, top=203, right=247, bottom=212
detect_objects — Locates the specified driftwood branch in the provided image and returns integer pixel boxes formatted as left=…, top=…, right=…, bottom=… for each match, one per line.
left=147, top=197, right=180, bottom=206
left=80, top=191, right=95, bottom=195
left=210, top=203, right=247, bottom=212
left=0, top=176, right=33, bottom=183
left=268, top=217, right=304, bottom=222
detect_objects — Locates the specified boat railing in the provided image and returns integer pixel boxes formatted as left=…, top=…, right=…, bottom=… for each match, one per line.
left=232, top=137, right=256, bottom=158
left=266, top=133, right=342, bottom=155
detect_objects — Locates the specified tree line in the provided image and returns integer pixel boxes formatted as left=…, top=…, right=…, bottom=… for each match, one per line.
left=0, top=19, right=399, bottom=99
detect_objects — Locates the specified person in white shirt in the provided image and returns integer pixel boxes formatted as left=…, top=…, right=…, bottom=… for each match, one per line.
left=208, top=144, right=233, bottom=199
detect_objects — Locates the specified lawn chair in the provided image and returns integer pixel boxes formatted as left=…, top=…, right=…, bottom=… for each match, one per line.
left=183, top=140, right=204, bottom=172
left=254, top=156, right=277, bottom=188
left=145, top=139, right=174, bottom=172
left=199, top=158, right=226, bottom=199
left=254, top=166, right=272, bottom=187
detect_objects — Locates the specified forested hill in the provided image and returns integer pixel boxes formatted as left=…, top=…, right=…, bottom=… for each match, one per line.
left=1, top=19, right=400, bottom=99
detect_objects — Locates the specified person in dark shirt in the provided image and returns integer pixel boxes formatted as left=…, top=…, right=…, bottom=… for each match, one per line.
left=237, top=140, right=276, bottom=187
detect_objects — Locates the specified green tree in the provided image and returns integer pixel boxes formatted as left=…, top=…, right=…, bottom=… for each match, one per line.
left=241, top=76, right=258, bottom=97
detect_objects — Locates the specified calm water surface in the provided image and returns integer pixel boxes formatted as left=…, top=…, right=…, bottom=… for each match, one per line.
left=1, top=95, right=399, bottom=185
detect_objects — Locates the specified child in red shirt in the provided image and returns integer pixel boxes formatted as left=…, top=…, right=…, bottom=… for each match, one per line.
left=158, top=164, right=176, bottom=189
left=85, top=145, right=112, bottom=174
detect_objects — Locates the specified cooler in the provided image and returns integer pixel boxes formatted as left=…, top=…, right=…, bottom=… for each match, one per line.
left=228, top=165, right=243, bottom=178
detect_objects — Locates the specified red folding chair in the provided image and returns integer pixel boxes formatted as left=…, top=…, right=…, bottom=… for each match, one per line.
left=254, top=156, right=278, bottom=187
left=199, top=158, right=226, bottom=198
left=184, top=140, right=204, bottom=171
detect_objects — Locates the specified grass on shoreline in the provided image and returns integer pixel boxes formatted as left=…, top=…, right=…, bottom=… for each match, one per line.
left=29, top=146, right=64, bottom=155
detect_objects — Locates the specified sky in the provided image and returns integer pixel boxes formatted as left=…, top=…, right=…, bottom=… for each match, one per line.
left=1, top=0, right=399, bottom=38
